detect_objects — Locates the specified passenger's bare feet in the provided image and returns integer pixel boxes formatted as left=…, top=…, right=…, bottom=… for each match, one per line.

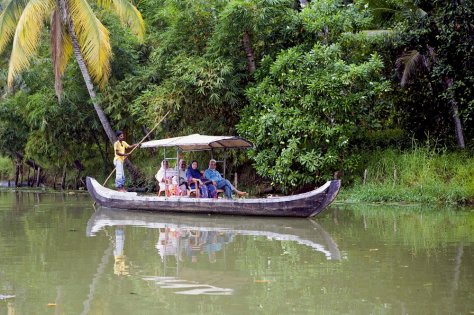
left=236, top=190, right=247, bottom=197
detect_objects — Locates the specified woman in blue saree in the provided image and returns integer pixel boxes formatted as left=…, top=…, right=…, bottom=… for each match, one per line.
left=186, top=160, right=217, bottom=198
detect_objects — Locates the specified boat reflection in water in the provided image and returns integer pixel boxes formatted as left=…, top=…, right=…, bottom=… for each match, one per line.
left=86, top=207, right=342, bottom=295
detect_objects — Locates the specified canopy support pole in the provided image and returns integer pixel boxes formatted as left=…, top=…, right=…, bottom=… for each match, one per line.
left=210, top=149, right=228, bottom=179
left=223, top=149, right=227, bottom=179
left=163, top=147, right=168, bottom=195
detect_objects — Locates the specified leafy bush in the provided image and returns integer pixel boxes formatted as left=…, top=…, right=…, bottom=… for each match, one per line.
left=238, top=43, right=390, bottom=191
left=0, top=156, right=13, bottom=180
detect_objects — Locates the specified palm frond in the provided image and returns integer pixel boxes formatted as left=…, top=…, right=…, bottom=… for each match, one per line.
left=111, top=0, right=144, bottom=41
left=68, top=0, right=111, bottom=89
left=7, top=0, right=55, bottom=87
left=99, top=0, right=144, bottom=42
left=0, top=0, right=29, bottom=54
left=51, top=8, right=73, bottom=98
left=395, top=50, right=424, bottom=87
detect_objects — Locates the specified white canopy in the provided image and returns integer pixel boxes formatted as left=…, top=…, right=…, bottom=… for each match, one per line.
left=140, top=134, right=253, bottom=151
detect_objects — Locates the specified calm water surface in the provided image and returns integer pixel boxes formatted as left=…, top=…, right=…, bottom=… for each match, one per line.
left=0, top=191, right=473, bottom=315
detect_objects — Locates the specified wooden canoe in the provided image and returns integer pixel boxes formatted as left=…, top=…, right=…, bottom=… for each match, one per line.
left=86, top=177, right=341, bottom=217
left=86, top=207, right=342, bottom=260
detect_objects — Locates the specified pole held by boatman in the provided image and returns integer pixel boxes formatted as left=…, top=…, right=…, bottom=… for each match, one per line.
left=114, top=130, right=139, bottom=192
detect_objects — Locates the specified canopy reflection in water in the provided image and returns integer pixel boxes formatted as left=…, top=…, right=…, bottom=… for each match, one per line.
left=86, top=207, right=342, bottom=296
left=87, top=207, right=341, bottom=260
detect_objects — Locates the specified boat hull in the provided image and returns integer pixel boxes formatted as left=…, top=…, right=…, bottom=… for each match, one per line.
left=86, top=177, right=340, bottom=217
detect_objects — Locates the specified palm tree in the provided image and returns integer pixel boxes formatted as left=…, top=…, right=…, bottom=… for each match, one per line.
left=364, top=0, right=466, bottom=149
left=396, top=48, right=465, bottom=149
left=0, top=0, right=145, bottom=144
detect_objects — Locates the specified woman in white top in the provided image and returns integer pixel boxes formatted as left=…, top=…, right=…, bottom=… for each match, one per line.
left=172, top=159, right=188, bottom=196
left=155, top=160, right=177, bottom=195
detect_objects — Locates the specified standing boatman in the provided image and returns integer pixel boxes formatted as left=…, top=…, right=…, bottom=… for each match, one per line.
left=114, top=130, right=139, bottom=192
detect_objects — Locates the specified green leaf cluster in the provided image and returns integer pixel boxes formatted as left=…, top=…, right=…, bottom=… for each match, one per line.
left=238, top=42, right=390, bottom=189
left=237, top=1, right=392, bottom=190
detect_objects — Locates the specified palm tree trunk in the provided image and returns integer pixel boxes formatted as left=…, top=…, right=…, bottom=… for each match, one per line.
left=15, top=160, right=20, bottom=187
left=57, top=0, right=115, bottom=144
left=242, top=31, right=256, bottom=75
left=35, top=166, right=41, bottom=187
left=59, top=0, right=142, bottom=181
left=445, top=78, right=465, bottom=149
left=56, top=0, right=114, bottom=143
left=451, top=102, right=465, bottom=149
left=61, top=162, right=67, bottom=189
left=69, top=34, right=116, bottom=142
left=14, top=152, right=22, bottom=187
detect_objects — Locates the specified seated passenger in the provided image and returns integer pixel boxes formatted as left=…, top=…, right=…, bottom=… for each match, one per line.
left=155, top=160, right=177, bottom=195
left=186, top=160, right=217, bottom=198
left=204, top=159, right=247, bottom=199
left=172, top=159, right=188, bottom=196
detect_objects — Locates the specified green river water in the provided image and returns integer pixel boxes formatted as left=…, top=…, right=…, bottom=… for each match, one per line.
left=0, top=191, right=473, bottom=314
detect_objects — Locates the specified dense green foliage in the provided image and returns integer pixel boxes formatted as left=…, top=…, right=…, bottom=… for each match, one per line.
left=392, top=0, right=474, bottom=145
left=238, top=44, right=390, bottom=188
left=0, top=156, right=13, bottom=179
left=237, top=1, right=392, bottom=189
left=0, top=0, right=473, bottom=198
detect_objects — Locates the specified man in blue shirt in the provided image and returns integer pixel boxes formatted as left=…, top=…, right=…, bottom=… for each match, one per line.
left=204, top=159, right=247, bottom=199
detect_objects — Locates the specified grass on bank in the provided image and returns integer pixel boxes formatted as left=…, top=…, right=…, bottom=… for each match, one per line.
left=341, top=147, right=474, bottom=205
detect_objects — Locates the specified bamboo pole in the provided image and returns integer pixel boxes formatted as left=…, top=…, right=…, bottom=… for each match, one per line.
left=103, top=111, right=170, bottom=186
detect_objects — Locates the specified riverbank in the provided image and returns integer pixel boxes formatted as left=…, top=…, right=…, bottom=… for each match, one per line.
left=2, top=147, right=474, bottom=205
left=0, top=184, right=88, bottom=195
left=340, top=147, right=474, bottom=205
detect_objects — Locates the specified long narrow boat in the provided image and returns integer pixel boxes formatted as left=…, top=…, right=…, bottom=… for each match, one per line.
left=86, top=177, right=341, bottom=217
